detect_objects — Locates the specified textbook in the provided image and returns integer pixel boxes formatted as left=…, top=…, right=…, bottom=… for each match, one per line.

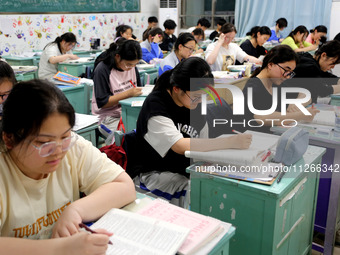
left=53, top=71, right=81, bottom=85
left=185, top=130, right=279, bottom=166
left=137, top=199, right=228, bottom=255
left=90, top=208, right=190, bottom=255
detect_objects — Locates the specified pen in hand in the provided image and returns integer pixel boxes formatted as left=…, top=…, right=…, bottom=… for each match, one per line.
left=129, top=80, right=136, bottom=88
left=232, top=129, right=242, bottom=134
left=79, top=223, right=113, bottom=245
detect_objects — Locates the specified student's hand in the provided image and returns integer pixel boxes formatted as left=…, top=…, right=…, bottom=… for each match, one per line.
left=128, top=87, right=143, bottom=97
left=300, top=106, right=320, bottom=122
left=69, top=54, right=80, bottom=60
left=152, top=34, right=162, bottom=44
left=217, top=33, right=226, bottom=45
left=60, top=230, right=112, bottom=255
left=52, top=205, right=82, bottom=238
left=194, top=48, right=204, bottom=54
left=287, top=104, right=301, bottom=113
left=231, top=133, right=252, bottom=149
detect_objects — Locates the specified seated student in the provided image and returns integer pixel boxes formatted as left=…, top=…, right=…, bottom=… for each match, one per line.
left=191, top=28, right=205, bottom=53
left=209, top=18, right=227, bottom=41
left=241, top=45, right=319, bottom=133
left=306, top=25, right=327, bottom=45
left=142, top=16, right=158, bottom=41
left=92, top=40, right=143, bottom=138
left=282, top=40, right=340, bottom=104
left=268, top=18, right=288, bottom=43
left=205, top=23, right=261, bottom=71
left=281, top=25, right=318, bottom=53
left=159, top=19, right=177, bottom=52
left=240, top=26, right=271, bottom=58
left=187, top=18, right=211, bottom=33
left=140, top=27, right=164, bottom=63
left=335, top=32, right=340, bottom=42
left=127, top=57, right=252, bottom=207
left=0, top=79, right=135, bottom=255
left=114, top=24, right=134, bottom=41
left=238, top=26, right=260, bottom=45
left=38, top=32, right=79, bottom=80
left=158, top=33, right=196, bottom=76
left=0, top=61, right=16, bottom=121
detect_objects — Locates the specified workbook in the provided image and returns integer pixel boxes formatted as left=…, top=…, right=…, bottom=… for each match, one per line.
left=185, top=130, right=279, bottom=166
left=137, top=199, right=228, bottom=255
left=90, top=208, right=190, bottom=255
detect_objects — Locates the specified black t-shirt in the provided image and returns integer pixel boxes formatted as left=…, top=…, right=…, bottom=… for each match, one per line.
left=159, top=33, right=177, bottom=52
left=127, top=89, right=206, bottom=178
left=282, top=52, right=338, bottom=103
left=240, top=39, right=267, bottom=58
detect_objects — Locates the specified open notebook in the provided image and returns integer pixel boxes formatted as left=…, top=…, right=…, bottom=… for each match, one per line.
left=185, top=130, right=279, bottom=166
left=62, top=57, right=95, bottom=64
left=300, top=109, right=335, bottom=127
left=141, top=84, right=155, bottom=96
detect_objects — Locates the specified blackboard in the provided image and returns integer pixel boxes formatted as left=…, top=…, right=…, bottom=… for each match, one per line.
left=0, top=0, right=140, bottom=13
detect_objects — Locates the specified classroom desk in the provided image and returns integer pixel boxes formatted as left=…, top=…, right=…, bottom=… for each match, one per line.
left=57, top=84, right=87, bottom=114
left=58, top=60, right=95, bottom=77
left=13, top=66, right=38, bottom=81
left=73, top=49, right=102, bottom=58
left=75, top=123, right=97, bottom=146
left=2, top=55, right=40, bottom=66
left=187, top=145, right=326, bottom=255
left=119, top=96, right=146, bottom=132
left=331, top=94, right=340, bottom=106
left=138, top=66, right=159, bottom=85
left=271, top=125, right=340, bottom=255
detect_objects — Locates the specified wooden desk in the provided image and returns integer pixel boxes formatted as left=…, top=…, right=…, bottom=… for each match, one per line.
left=187, top=146, right=326, bottom=255
left=57, top=85, right=87, bottom=114
left=271, top=125, right=340, bottom=255
left=58, top=60, right=95, bottom=77
left=119, top=97, right=146, bottom=132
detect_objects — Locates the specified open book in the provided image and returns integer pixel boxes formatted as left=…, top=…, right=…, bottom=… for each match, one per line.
left=141, top=84, right=155, bottom=96
left=90, top=208, right=190, bottom=255
left=300, top=109, right=335, bottom=127
left=137, top=199, right=228, bottom=255
left=73, top=113, right=99, bottom=131
left=62, top=57, right=95, bottom=64
left=185, top=130, right=279, bottom=166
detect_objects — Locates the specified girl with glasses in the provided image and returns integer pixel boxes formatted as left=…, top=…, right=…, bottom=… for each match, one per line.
left=92, top=39, right=143, bottom=140
left=240, top=45, right=319, bottom=133
left=0, top=79, right=135, bottom=255
left=127, top=57, right=252, bottom=208
left=0, top=61, right=16, bottom=121
left=281, top=25, right=318, bottom=53
left=158, top=32, right=196, bottom=76
left=38, top=32, right=79, bottom=80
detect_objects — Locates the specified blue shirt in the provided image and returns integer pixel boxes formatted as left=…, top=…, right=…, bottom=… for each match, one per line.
left=268, top=26, right=281, bottom=42
left=140, top=40, right=164, bottom=63
left=158, top=51, right=180, bottom=76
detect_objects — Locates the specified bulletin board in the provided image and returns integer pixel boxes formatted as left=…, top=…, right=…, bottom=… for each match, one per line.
left=0, top=0, right=140, bottom=13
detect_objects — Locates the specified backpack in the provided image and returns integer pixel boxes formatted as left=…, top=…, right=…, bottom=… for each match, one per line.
left=99, top=135, right=127, bottom=170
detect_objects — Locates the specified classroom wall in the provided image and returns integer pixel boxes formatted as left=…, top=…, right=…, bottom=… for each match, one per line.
left=0, top=0, right=159, bottom=56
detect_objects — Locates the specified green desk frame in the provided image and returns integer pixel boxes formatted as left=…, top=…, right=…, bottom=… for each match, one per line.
left=75, top=123, right=97, bottom=147
left=58, top=61, right=95, bottom=77
left=58, top=85, right=86, bottom=114
left=119, top=97, right=146, bottom=132
left=331, top=95, right=340, bottom=106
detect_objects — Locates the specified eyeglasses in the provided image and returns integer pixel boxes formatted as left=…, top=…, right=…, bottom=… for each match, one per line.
left=183, top=45, right=196, bottom=53
left=185, top=92, right=201, bottom=103
left=123, top=61, right=138, bottom=69
left=31, top=133, right=77, bottom=157
left=0, top=90, right=11, bottom=101
left=276, top=64, right=295, bottom=78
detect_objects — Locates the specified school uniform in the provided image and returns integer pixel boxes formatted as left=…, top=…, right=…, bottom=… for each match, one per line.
left=240, top=39, right=267, bottom=58
left=159, top=33, right=177, bottom=52
left=140, top=40, right=164, bottom=63
left=205, top=41, right=248, bottom=71
left=158, top=51, right=180, bottom=76
left=281, top=37, right=312, bottom=51
left=268, top=26, right=282, bottom=42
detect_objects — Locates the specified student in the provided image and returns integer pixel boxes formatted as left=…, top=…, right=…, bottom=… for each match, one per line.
left=205, top=23, right=261, bottom=71
left=238, top=26, right=260, bottom=45
left=191, top=28, right=205, bottom=53
left=283, top=40, right=340, bottom=104
left=241, top=45, right=319, bottom=133
left=281, top=25, right=318, bottom=53
left=158, top=33, right=196, bottom=76
left=142, top=16, right=159, bottom=41
left=159, top=19, right=177, bottom=52
left=0, top=61, right=16, bottom=121
left=92, top=40, right=143, bottom=138
left=115, top=24, right=134, bottom=41
left=306, top=25, right=327, bottom=45
left=128, top=57, right=252, bottom=207
left=268, top=18, right=288, bottom=42
left=0, top=80, right=135, bottom=255
left=140, top=27, right=164, bottom=63
left=38, top=32, right=79, bottom=80
left=209, top=18, right=227, bottom=41
left=240, top=26, right=271, bottom=58
left=187, top=18, right=211, bottom=33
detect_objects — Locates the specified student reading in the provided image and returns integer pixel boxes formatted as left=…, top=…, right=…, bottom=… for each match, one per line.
left=241, top=45, right=319, bottom=133
left=240, top=26, right=271, bottom=58
left=92, top=39, right=143, bottom=138
left=0, top=80, right=135, bottom=255
left=0, top=61, right=16, bottom=122
left=268, top=18, right=288, bottom=43
left=38, top=32, right=80, bottom=80
left=128, top=57, right=252, bottom=207
left=281, top=25, right=318, bottom=53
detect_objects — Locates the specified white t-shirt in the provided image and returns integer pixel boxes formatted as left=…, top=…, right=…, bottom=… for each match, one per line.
left=38, top=43, right=72, bottom=80
left=205, top=42, right=248, bottom=71
left=0, top=134, right=123, bottom=239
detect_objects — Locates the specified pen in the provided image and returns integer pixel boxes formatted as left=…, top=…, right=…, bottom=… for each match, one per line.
left=129, top=80, right=136, bottom=88
left=261, top=150, right=271, bottom=162
left=312, top=103, right=315, bottom=109
left=277, top=171, right=286, bottom=184
left=79, top=223, right=113, bottom=245
left=232, top=129, right=242, bottom=134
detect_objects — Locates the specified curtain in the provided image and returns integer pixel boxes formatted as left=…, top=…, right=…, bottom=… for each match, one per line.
left=235, top=0, right=332, bottom=38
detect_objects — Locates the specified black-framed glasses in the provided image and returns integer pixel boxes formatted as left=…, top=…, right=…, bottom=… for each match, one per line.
left=185, top=92, right=201, bottom=103
left=31, top=133, right=78, bottom=157
left=183, top=45, right=196, bottom=53
left=0, top=90, right=11, bottom=101
left=276, top=64, right=295, bottom=78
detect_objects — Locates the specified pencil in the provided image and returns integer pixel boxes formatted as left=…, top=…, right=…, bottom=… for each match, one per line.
left=232, top=129, right=242, bottom=134
left=79, top=223, right=113, bottom=245
left=129, top=80, right=136, bottom=88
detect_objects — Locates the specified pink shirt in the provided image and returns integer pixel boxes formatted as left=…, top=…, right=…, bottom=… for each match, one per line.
left=305, top=34, right=314, bottom=44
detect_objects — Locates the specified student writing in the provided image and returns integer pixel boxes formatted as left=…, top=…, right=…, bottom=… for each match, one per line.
left=268, top=18, right=288, bottom=43
left=240, top=26, right=271, bottom=58
left=0, top=61, right=16, bottom=122
left=281, top=25, right=318, bottom=53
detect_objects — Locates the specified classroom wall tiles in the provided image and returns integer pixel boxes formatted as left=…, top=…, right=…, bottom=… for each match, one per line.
left=0, top=13, right=148, bottom=56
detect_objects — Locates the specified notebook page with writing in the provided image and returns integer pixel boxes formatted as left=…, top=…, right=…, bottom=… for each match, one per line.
left=73, top=113, right=99, bottom=131
left=137, top=199, right=226, bottom=255
left=91, top=208, right=190, bottom=255
left=141, top=85, right=155, bottom=96
left=185, top=130, right=279, bottom=165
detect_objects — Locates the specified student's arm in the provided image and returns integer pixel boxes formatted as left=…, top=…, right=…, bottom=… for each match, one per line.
left=0, top=232, right=111, bottom=255
left=48, top=54, right=79, bottom=64
left=243, top=55, right=262, bottom=64
left=102, top=87, right=142, bottom=108
left=205, top=34, right=225, bottom=65
left=287, top=92, right=312, bottom=112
